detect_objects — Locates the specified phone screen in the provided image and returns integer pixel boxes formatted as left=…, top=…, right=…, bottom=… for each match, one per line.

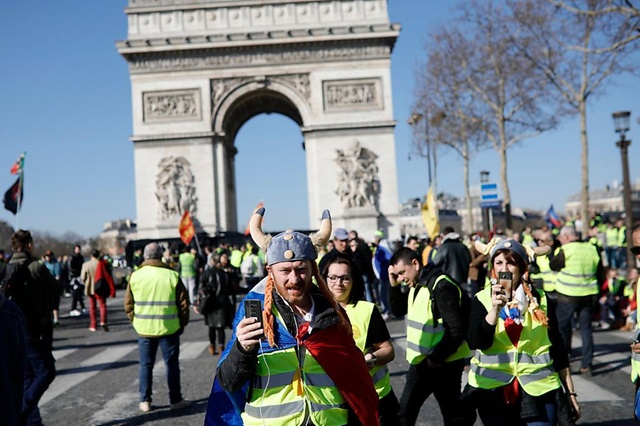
left=244, top=299, right=265, bottom=340
left=497, top=271, right=513, bottom=301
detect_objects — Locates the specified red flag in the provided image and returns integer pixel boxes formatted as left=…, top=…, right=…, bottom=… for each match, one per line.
left=3, top=177, right=23, bottom=214
left=243, top=201, right=264, bottom=236
left=179, top=211, right=195, bottom=245
left=10, top=152, right=25, bottom=175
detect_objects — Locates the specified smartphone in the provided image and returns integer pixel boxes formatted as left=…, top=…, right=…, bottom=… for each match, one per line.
left=498, top=271, right=513, bottom=302
left=244, top=299, right=265, bottom=340
left=631, top=330, right=640, bottom=344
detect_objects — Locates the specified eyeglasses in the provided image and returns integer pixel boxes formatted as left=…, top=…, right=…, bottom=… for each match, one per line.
left=326, top=275, right=351, bottom=284
left=631, top=246, right=640, bottom=256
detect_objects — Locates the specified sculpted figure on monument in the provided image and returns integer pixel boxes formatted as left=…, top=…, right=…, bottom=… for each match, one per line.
left=155, top=156, right=198, bottom=221
left=334, top=141, right=380, bottom=209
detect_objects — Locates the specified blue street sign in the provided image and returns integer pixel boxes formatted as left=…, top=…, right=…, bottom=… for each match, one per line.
left=480, top=200, right=502, bottom=208
left=480, top=183, right=501, bottom=208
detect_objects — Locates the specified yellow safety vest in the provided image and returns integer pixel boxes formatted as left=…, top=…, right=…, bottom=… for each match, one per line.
left=605, top=228, right=619, bottom=247
left=129, top=266, right=181, bottom=336
left=179, top=252, right=196, bottom=278
left=619, top=226, right=628, bottom=248
left=242, top=309, right=348, bottom=425
left=344, top=301, right=392, bottom=399
left=406, top=275, right=470, bottom=365
left=632, top=322, right=640, bottom=383
left=530, top=255, right=557, bottom=293
left=555, top=242, right=600, bottom=297
left=468, top=287, right=562, bottom=396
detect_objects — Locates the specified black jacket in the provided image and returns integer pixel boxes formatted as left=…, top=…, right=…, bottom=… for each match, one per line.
left=431, top=233, right=472, bottom=285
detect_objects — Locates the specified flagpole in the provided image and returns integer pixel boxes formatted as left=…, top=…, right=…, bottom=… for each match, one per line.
left=16, top=152, right=25, bottom=230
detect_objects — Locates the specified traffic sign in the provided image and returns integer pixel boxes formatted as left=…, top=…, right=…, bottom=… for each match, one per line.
left=480, top=183, right=501, bottom=208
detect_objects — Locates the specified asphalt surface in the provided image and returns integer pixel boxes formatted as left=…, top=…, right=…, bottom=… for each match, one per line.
left=38, top=292, right=639, bottom=425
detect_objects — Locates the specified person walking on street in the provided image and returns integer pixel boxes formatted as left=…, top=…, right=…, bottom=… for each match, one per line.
left=43, top=250, right=62, bottom=327
left=197, top=252, right=235, bottom=356
left=323, top=252, right=400, bottom=425
left=1, top=230, right=58, bottom=426
left=124, top=242, right=191, bottom=413
left=205, top=208, right=379, bottom=426
left=431, top=226, right=472, bottom=287
left=389, top=247, right=470, bottom=426
left=179, top=246, right=198, bottom=304
left=81, top=249, right=115, bottom=332
left=460, top=238, right=580, bottom=425
left=550, top=226, right=604, bottom=375
left=373, top=230, right=393, bottom=319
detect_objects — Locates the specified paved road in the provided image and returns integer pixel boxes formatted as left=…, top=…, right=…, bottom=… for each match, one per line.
left=40, top=293, right=638, bottom=425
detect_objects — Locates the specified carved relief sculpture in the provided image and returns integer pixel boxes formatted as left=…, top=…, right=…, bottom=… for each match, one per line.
left=323, top=78, right=382, bottom=112
left=143, top=89, right=202, bottom=122
left=155, top=156, right=198, bottom=221
left=211, top=73, right=310, bottom=110
left=335, top=141, right=380, bottom=209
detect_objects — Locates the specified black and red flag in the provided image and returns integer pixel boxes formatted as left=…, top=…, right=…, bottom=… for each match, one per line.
left=3, top=177, right=23, bottom=214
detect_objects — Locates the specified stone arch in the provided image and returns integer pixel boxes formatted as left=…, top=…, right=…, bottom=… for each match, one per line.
left=212, top=77, right=311, bottom=140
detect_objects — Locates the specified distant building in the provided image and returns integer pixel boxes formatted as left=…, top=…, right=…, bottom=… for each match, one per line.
left=99, top=219, right=137, bottom=256
left=565, top=181, right=640, bottom=222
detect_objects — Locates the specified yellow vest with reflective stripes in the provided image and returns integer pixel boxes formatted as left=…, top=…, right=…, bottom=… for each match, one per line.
left=344, top=301, right=392, bottom=399
left=242, top=310, right=348, bottom=426
left=129, top=266, right=180, bottom=336
left=606, top=228, right=619, bottom=247
left=619, top=226, right=628, bottom=247
left=555, top=242, right=600, bottom=297
left=406, top=275, right=470, bottom=365
left=530, top=255, right=557, bottom=293
left=468, top=287, right=561, bottom=396
left=179, top=252, right=196, bottom=278
left=631, top=323, right=640, bottom=383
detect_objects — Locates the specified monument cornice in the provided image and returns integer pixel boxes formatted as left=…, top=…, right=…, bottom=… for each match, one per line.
left=131, top=131, right=217, bottom=143
left=301, top=120, right=397, bottom=134
left=119, top=36, right=396, bottom=74
left=126, top=0, right=362, bottom=13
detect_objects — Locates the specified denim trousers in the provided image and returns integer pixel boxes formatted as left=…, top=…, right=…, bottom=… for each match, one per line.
left=556, top=294, right=597, bottom=368
left=23, top=335, right=56, bottom=425
left=0, top=295, right=27, bottom=426
left=138, top=333, right=182, bottom=404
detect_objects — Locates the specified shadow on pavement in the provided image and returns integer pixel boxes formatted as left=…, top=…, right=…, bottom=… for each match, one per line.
left=94, top=397, right=208, bottom=425
left=57, top=360, right=139, bottom=376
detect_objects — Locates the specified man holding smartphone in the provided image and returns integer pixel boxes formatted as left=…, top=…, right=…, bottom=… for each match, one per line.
left=206, top=208, right=379, bottom=426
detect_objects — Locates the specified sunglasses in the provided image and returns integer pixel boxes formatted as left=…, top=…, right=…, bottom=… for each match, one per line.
left=631, top=246, right=640, bottom=256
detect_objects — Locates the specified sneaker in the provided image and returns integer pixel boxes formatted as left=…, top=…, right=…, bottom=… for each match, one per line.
left=139, top=401, right=152, bottom=412
left=381, top=313, right=390, bottom=321
left=64, top=292, right=72, bottom=297
left=170, top=399, right=191, bottom=410
left=100, top=323, right=109, bottom=332
left=88, top=327, right=97, bottom=332
left=69, top=310, right=81, bottom=317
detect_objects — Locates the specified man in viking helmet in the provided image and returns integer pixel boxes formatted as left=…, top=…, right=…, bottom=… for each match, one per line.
left=204, top=208, right=379, bottom=426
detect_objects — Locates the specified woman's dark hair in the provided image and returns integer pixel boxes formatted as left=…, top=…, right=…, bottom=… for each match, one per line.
left=321, top=252, right=365, bottom=305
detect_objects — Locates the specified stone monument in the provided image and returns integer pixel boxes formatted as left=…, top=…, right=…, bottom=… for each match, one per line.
left=117, top=0, right=401, bottom=241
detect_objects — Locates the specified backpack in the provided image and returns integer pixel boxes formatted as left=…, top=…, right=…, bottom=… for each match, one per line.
left=240, top=255, right=257, bottom=276
left=0, top=261, right=52, bottom=336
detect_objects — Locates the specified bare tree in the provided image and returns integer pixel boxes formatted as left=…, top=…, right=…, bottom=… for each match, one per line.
left=510, top=0, right=638, bottom=232
left=451, top=0, right=559, bottom=230
left=413, top=27, right=489, bottom=234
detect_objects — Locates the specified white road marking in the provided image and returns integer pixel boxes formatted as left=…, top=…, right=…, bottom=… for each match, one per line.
left=52, top=348, right=77, bottom=361
left=41, top=344, right=137, bottom=406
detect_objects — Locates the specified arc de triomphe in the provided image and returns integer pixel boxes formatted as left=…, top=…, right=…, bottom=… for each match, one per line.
left=117, top=0, right=401, bottom=241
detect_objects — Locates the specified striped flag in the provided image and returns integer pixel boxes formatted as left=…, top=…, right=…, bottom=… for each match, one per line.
left=546, top=205, right=562, bottom=229
left=10, top=152, right=25, bottom=175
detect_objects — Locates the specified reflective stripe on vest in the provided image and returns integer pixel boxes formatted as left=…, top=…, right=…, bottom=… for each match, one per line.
left=406, top=275, right=469, bottom=365
left=129, top=266, right=180, bottom=336
left=468, top=287, right=561, bottom=396
left=530, top=255, right=557, bottom=293
left=344, top=301, right=393, bottom=398
left=555, top=242, right=600, bottom=297
left=242, top=320, right=348, bottom=425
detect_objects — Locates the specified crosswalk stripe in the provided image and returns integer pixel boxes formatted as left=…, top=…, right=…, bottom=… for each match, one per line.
left=53, top=348, right=77, bottom=361
left=41, top=344, right=138, bottom=406
left=88, top=391, right=138, bottom=426
left=153, top=341, right=209, bottom=377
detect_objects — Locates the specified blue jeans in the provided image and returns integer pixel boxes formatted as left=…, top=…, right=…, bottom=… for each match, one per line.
left=0, top=295, right=27, bottom=426
left=23, top=335, right=56, bottom=425
left=138, top=333, right=182, bottom=404
left=556, top=294, right=596, bottom=368
left=378, top=279, right=392, bottom=315
left=363, top=274, right=378, bottom=305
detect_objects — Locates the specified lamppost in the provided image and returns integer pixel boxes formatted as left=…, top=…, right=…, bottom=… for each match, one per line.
left=480, top=170, right=490, bottom=233
left=612, top=111, right=633, bottom=271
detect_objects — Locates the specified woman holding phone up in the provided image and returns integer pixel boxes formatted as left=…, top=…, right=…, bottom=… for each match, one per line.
left=322, top=252, right=401, bottom=426
left=459, top=238, right=580, bottom=426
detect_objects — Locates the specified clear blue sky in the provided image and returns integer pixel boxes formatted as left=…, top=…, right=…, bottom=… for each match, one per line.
left=1, top=1, right=638, bottom=238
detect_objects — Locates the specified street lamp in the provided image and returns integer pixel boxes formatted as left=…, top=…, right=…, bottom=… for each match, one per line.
left=612, top=111, right=633, bottom=271
left=480, top=170, right=490, bottom=232
left=408, top=112, right=432, bottom=186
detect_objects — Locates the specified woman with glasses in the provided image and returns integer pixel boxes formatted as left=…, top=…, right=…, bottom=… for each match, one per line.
left=322, top=253, right=400, bottom=426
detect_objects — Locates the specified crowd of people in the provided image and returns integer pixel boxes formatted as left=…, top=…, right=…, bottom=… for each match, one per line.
left=1, top=210, right=639, bottom=425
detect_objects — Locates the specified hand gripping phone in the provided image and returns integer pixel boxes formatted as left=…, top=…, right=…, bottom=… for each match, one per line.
left=498, top=271, right=513, bottom=302
left=244, top=299, right=265, bottom=340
